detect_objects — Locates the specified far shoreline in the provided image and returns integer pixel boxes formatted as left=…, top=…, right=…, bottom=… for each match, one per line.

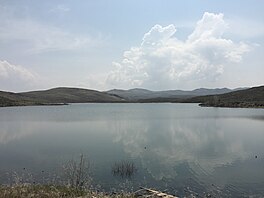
left=1, top=102, right=264, bottom=109
left=1, top=85, right=263, bottom=108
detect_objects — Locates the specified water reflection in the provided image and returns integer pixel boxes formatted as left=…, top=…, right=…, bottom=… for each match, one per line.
left=108, top=106, right=264, bottom=195
left=111, top=119, right=246, bottom=179
left=0, top=104, right=263, bottom=196
left=0, top=122, right=37, bottom=144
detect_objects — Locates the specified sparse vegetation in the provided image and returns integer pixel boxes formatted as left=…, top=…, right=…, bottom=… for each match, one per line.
left=112, top=161, right=137, bottom=178
left=63, top=154, right=92, bottom=189
left=0, top=159, right=254, bottom=197
left=0, top=156, right=137, bottom=197
left=0, top=184, right=135, bottom=198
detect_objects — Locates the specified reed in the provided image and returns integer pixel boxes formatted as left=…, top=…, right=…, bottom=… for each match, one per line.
left=62, top=154, right=92, bottom=189
left=112, top=161, right=137, bottom=178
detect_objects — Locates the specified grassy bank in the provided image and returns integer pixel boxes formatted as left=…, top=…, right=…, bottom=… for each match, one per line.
left=0, top=184, right=134, bottom=198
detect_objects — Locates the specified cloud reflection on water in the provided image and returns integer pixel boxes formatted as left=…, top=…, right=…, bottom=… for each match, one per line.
left=0, top=122, right=38, bottom=144
left=110, top=117, right=257, bottom=187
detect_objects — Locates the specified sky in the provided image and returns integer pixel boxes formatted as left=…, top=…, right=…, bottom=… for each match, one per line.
left=0, top=0, right=263, bottom=92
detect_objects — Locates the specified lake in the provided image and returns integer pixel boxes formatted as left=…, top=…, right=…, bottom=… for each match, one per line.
left=0, top=103, right=264, bottom=197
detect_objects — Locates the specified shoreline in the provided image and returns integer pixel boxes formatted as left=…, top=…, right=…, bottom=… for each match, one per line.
left=199, top=102, right=264, bottom=109
left=1, top=102, right=264, bottom=109
left=0, top=184, right=134, bottom=198
left=0, top=184, right=180, bottom=198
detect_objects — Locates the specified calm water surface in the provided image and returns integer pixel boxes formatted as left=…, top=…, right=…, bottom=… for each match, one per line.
left=0, top=104, right=264, bottom=197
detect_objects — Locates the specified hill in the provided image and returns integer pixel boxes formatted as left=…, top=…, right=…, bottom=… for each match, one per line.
left=1, top=86, right=262, bottom=108
left=0, top=91, right=39, bottom=107
left=0, top=87, right=125, bottom=107
left=186, top=86, right=264, bottom=108
left=106, top=88, right=154, bottom=100
left=20, top=87, right=125, bottom=103
left=106, top=87, right=235, bottom=101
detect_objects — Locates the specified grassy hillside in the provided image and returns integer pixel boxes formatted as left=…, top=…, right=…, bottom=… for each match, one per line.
left=0, top=87, right=125, bottom=107
left=185, top=86, right=264, bottom=108
left=20, top=87, right=125, bottom=103
left=0, top=96, right=16, bottom=107
left=0, top=91, right=38, bottom=107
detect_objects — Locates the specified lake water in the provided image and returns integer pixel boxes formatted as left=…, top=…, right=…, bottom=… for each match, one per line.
left=0, top=103, right=264, bottom=197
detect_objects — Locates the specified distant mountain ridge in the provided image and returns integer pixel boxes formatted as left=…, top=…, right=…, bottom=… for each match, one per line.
left=0, top=86, right=262, bottom=108
left=106, top=87, right=242, bottom=101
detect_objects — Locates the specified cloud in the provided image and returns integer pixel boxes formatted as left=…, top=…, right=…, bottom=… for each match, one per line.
left=107, top=12, right=251, bottom=90
left=0, top=60, right=37, bottom=91
left=0, top=6, right=97, bottom=54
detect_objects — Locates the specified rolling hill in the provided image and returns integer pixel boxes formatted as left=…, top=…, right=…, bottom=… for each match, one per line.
left=106, top=87, right=236, bottom=101
left=0, top=86, right=263, bottom=108
left=185, top=85, right=264, bottom=108
left=0, top=87, right=125, bottom=107
left=20, top=87, right=125, bottom=103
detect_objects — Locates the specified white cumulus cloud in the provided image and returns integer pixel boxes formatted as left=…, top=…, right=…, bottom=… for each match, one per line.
left=107, top=12, right=251, bottom=90
left=0, top=60, right=37, bottom=91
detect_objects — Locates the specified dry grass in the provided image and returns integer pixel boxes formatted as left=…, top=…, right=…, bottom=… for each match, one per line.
left=63, top=154, right=92, bottom=189
left=0, top=156, right=139, bottom=197
left=0, top=184, right=135, bottom=198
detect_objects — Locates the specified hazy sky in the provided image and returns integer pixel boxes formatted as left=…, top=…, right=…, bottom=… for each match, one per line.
left=0, top=0, right=263, bottom=92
